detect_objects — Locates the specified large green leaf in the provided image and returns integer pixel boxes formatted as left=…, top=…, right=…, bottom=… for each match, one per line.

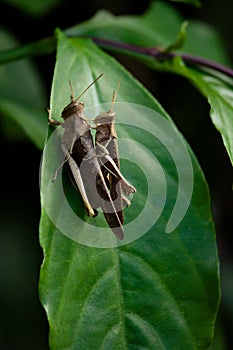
left=39, top=31, right=219, bottom=349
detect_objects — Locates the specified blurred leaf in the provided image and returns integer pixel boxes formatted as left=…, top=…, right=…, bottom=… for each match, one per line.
left=0, top=98, right=47, bottom=149
left=166, top=0, right=201, bottom=7
left=0, top=28, right=47, bottom=147
left=66, top=1, right=182, bottom=48
left=1, top=0, right=61, bottom=16
left=0, top=29, right=47, bottom=107
left=66, top=1, right=229, bottom=66
left=39, top=32, right=219, bottom=349
left=183, top=20, right=231, bottom=66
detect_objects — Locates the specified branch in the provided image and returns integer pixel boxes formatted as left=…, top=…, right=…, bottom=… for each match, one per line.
left=0, top=37, right=56, bottom=65
left=91, top=37, right=233, bottom=80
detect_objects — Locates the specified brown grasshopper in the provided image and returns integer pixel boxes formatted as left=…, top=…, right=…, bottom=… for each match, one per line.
left=49, top=75, right=125, bottom=239
left=93, top=82, right=136, bottom=231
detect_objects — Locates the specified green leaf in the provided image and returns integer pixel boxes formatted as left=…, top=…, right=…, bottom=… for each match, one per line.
left=39, top=31, right=219, bottom=349
left=179, top=63, right=233, bottom=166
left=164, top=21, right=188, bottom=53
left=145, top=56, right=233, bottom=167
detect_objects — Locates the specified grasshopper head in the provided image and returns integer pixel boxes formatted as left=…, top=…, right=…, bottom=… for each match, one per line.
left=61, top=74, right=103, bottom=120
left=94, top=110, right=116, bottom=126
left=94, top=80, right=120, bottom=126
left=62, top=100, right=84, bottom=120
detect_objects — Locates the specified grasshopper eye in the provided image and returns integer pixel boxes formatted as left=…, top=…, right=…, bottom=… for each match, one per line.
left=80, top=101, right=84, bottom=106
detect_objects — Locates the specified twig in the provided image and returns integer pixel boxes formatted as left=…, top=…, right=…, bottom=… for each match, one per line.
left=91, top=36, right=233, bottom=79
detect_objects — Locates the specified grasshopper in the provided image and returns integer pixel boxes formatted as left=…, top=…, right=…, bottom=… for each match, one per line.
left=49, top=75, right=125, bottom=239
left=93, top=81, right=136, bottom=231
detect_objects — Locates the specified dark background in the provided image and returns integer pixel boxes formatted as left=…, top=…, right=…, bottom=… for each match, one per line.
left=0, top=0, right=233, bottom=349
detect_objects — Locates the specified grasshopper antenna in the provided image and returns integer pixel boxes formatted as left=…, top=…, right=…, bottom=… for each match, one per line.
left=69, top=80, right=75, bottom=102
left=109, top=79, right=121, bottom=112
left=75, top=73, right=103, bottom=102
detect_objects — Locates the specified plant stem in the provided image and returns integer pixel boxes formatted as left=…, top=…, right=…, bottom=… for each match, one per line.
left=0, top=37, right=56, bottom=64
left=90, top=37, right=233, bottom=79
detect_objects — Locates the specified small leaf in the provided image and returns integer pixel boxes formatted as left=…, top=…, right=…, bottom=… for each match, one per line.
left=39, top=32, right=219, bottom=349
left=164, top=21, right=189, bottom=52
